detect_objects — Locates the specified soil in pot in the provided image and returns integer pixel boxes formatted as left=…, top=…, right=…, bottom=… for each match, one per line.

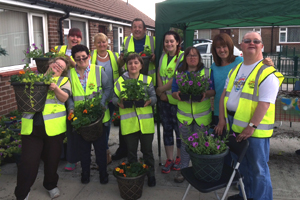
left=191, top=94, right=203, bottom=102
left=123, top=100, right=134, bottom=108
left=179, top=93, right=190, bottom=101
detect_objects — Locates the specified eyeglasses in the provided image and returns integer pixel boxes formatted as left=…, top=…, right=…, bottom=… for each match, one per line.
left=74, top=56, right=89, bottom=61
left=186, top=55, right=198, bottom=58
left=242, top=39, right=262, bottom=44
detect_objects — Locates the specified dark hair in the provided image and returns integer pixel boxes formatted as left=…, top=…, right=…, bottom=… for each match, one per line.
left=163, top=31, right=181, bottom=62
left=126, top=53, right=144, bottom=69
left=68, top=28, right=82, bottom=39
left=211, top=33, right=235, bottom=66
left=71, top=44, right=89, bottom=59
left=131, top=18, right=146, bottom=30
left=178, top=47, right=204, bottom=73
left=47, top=56, right=69, bottom=77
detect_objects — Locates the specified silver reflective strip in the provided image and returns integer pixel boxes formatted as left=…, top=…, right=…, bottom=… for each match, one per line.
left=121, top=112, right=137, bottom=120
left=233, top=118, right=274, bottom=130
left=148, top=69, right=156, bottom=75
left=114, top=78, right=118, bottom=83
left=166, top=90, right=172, bottom=95
left=91, top=50, right=95, bottom=59
left=23, top=113, right=34, bottom=119
left=67, top=70, right=71, bottom=82
left=56, top=46, right=62, bottom=52
left=56, top=77, right=64, bottom=86
left=149, top=36, right=154, bottom=54
left=193, top=108, right=211, bottom=118
left=176, top=53, right=184, bottom=69
left=178, top=109, right=193, bottom=118
left=225, top=91, right=230, bottom=97
left=253, top=64, right=271, bottom=100
left=229, top=65, right=239, bottom=78
left=45, top=99, right=64, bottom=105
left=112, top=52, right=118, bottom=63
left=43, top=111, right=66, bottom=120
left=125, top=36, right=131, bottom=50
left=143, top=75, right=147, bottom=83
left=158, top=52, right=166, bottom=72
left=95, top=65, right=101, bottom=89
left=161, top=76, right=168, bottom=82
left=74, top=96, right=84, bottom=101
left=205, top=68, right=209, bottom=78
left=138, top=113, right=153, bottom=120
left=116, top=81, right=121, bottom=92
left=240, top=93, right=259, bottom=102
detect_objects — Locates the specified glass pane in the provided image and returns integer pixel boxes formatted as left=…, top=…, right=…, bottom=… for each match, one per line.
left=198, top=29, right=210, bottom=39
left=71, top=20, right=86, bottom=46
left=196, top=45, right=207, bottom=54
left=119, top=28, right=122, bottom=34
left=280, top=33, right=286, bottom=42
left=287, top=27, right=300, bottom=42
left=113, top=27, right=118, bottom=52
left=63, top=20, right=69, bottom=29
left=239, top=28, right=252, bottom=43
left=0, top=10, right=29, bottom=67
left=33, top=16, right=44, bottom=53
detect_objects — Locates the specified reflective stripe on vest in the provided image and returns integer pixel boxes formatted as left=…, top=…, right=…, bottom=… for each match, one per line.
left=45, top=77, right=65, bottom=105
left=23, top=113, right=34, bottom=119
left=43, top=111, right=66, bottom=121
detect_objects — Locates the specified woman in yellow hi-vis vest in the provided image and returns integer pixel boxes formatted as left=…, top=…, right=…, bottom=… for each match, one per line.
left=171, top=47, right=215, bottom=183
left=112, top=54, right=157, bottom=187
left=15, top=57, right=71, bottom=200
left=90, top=33, right=120, bottom=165
left=67, top=44, right=112, bottom=185
left=156, top=31, right=184, bottom=174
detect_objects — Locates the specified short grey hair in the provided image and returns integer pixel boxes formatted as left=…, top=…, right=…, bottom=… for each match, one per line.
left=242, top=31, right=263, bottom=44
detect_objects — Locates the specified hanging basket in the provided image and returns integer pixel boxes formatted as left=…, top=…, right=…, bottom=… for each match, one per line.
left=33, top=57, right=50, bottom=73
left=77, top=114, right=104, bottom=142
left=11, top=82, right=50, bottom=112
left=187, top=147, right=229, bottom=182
left=114, top=172, right=147, bottom=200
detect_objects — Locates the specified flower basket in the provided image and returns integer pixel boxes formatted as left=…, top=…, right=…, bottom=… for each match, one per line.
left=186, top=147, right=229, bottom=182
left=114, top=171, right=147, bottom=200
left=140, top=55, right=152, bottom=76
left=77, top=114, right=104, bottom=142
left=191, top=94, right=203, bottom=102
left=179, top=93, right=190, bottom=101
left=134, top=99, right=145, bottom=108
left=33, top=57, right=50, bottom=73
left=11, top=82, right=50, bottom=112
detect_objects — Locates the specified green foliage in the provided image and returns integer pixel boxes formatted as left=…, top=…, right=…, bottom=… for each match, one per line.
left=69, top=92, right=105, bottom=130
left=23, top=43, right=65, bottom=61
left=120, top=79, right=149, bottom=101
left=175, top=71, right=211, bottom=95
left=0, top=45, right=8, bottom=56
left=114, top=162, right=149, bottom=177
left=122, top=44, right=152, bottom=58
left=180, top=122, right=229, bottom=155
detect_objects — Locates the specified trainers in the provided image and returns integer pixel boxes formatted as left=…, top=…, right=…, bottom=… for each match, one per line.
left=48, top=187, right=60, bottom=199
left=161, top=159, right=174, bottom=174
left=24, top=192, right=30, bottom=200
left=64, top=163, right=77, bottom=171
left=172, top=156, right=181, bottom=171
left=174, top=171, right=185, bottom=183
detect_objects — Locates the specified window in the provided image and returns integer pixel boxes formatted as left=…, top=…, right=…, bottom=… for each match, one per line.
left=0, top=9, right=46, bottom=68
left=197, top=29, right=211, bottom=39
left=64, top=19, right=88, bottom=47
left=195, top=44, right=207, bottom=54
left=239, top=28, right=261, bottom=43
left=279, top=27, right=300, bottom=43
left=113, top=26, right=123, bottom=54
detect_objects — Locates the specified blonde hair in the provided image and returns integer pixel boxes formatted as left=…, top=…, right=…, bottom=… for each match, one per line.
left=93, top=33, right=108, bottom=44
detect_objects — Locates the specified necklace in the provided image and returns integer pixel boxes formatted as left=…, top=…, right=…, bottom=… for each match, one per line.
left=97, top=52, right=108, bottom=59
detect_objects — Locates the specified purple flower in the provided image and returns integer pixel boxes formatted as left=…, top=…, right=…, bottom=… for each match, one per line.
left=205, top=142, right=209, bottom=147
left=18, top=144, right=21, bottom=148
left=40, top=44, right=43, bottom=47
left=233, top=133, right=236, bottom=137
left=179, top=79, right=183, bottom=82
left=210, top=87, right=213, bottom=90
left=204, top=131, right=208, bottom=135
left=22, top=59, right=25, bottom=62
left=26, top=50, right=29, bottom=54
left=221, top=140, right=224, bottom=143
left=184, top=121, right=188, bottom=125
left=32, top=43, right=36, bottom=46
left=177, top=75, right=181, bottom=78
left=188, top=136, right=194, bottom=141
left=189, top=81, right=193, bottom=85
left=176, top=79, right=179, bottom=84
left=192, top=142, right=198, bottom=147
left=200, top=124, right=205, bottom=128
left=182, top=75, right=186, bottom=78
left=217, top=145, right=220, bottom=150
left=217, top=140, right=220, bottom=144
left=192, top=133, right=198, bottom=139
left=179, top=123, right=183, bottom=128
left=35, top=46, right=38, bottom=50
left=182, top=82, right=185, bottom=86
left=194, top=74, right=197, bottom=77
left=210, top=134, right=214, bottom=138
left=197, top=82, right=201, bottom=86
left=0, top=153, right=2, bottom=156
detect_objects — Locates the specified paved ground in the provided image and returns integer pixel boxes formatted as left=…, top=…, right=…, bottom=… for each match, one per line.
left=0, top=121, right=300, bottom=200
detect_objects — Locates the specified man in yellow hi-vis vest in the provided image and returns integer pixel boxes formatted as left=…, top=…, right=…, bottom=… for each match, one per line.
left=218, top=32, right=284, bottom=200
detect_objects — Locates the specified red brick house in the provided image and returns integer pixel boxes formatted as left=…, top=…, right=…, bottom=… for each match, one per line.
left=0, top=0, right=155, bottom=115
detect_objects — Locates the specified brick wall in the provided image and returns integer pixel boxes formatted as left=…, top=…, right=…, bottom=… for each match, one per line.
left=0, top=76, right=17, bottom=116
left=124, top=26, right=131, bottom=38
left=48, top=13, right=64, bottom=50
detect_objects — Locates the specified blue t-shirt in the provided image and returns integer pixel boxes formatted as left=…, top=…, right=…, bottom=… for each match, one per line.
left=133, top=36, right=146, bottom=53
left=210, top=56, right=243, bottom=116
left=172, top=68, right=215, bottom=93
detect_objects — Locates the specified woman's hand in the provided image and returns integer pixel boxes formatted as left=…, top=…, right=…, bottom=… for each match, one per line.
left=160, top=93, right=168, bottom=102
left=117, top=99, right=125, bottom=109
left=214, top=118, right=227, bottom=136
left=151, top=53, right=155, bottom=62
left=172, top=91, right=181, bottom=101
left=144, top=99, right=152, bottom=107
left=66, top=55, right=76, bottom=67
left=262, top=57, right=274, bottom=66
left=200, top=92, right=206, bottom=102
left=49, top=83, right=58, bottom=91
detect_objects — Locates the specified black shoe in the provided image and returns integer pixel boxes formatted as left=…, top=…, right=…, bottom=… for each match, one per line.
left=99, top=171, right=109, bottom=184
left=111, top=150, right=127, bottom=160
left=81, top=171, right=90, bottom=184
left=147, top=176, right=156, bottom=187
left=227, top=194, right=253, bottom=200
left=296, top=149, right=300, bottom=155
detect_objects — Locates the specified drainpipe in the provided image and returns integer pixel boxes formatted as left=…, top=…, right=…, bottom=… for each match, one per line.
left=59, top=11, right=70, bottom=45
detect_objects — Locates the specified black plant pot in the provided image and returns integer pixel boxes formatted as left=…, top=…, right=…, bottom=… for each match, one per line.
left=179, top=93, right=190, bottom=101
left=191, top=94, right=203, bottom=102
left=123, top=100, right=134, bottom=108
left=135, top=99, right=145, bottom=108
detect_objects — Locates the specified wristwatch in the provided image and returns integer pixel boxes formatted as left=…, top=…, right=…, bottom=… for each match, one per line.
left=249, top=122, right=257, bottom=129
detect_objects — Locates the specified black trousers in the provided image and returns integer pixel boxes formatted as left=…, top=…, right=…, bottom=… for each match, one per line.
left=15, top=125, right=64, bottom=200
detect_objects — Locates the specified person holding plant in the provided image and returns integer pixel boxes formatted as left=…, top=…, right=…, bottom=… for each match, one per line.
left=171, top=46, right=215, bottom=183
left=68, top=44, right=112, bottom=185
left=90, top=33, right=120, bottom=165
left=15, top=57, right=71, bottom=200
left=112, top=53, right=157, bottom=187
left=55, top=28, right=82, bottom=171
left=156, top=31, right=184, bottom=174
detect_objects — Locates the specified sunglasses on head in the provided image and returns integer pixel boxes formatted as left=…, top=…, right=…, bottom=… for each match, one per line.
left=243, top=39, right=262, bottom=44
left=74, top=56, right=89, bottom=61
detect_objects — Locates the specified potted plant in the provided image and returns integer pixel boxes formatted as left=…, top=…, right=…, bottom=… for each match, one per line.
left=114, top=162, right=149, bottom=200
left=68, top=92, right=106, bottom=142
left=120, top=79, right=149, bottom=108
left=181, top=122, right=229, bottom=182
left=8, top=121, right=22, bottom=133
left=175, top=71, right=211, bottom=102
left=112, top=111, right=121, bottom=126
left=23, top=43, right=65, bottom=73
left=10, top=64, right=54, bottom=112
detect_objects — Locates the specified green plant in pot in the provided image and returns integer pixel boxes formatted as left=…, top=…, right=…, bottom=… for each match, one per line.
left=119, top=79, right=150, bottom=108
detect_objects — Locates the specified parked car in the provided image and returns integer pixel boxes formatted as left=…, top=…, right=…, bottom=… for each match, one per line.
left=180, top=39, right=212, bottom=50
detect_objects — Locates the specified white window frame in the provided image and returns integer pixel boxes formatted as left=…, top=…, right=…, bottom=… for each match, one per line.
left=28, top=13, right=48, bottom=54
left=64, top=18, right=89, bottom=47
left=113, top=25, right=123, bottom=54
left=239, top=28, right=261, bottom=44
left=279, top=26, right=300, bottom=43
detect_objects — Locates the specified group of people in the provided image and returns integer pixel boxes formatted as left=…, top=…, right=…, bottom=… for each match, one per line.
left=14, top=16, right=283, bottom=200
